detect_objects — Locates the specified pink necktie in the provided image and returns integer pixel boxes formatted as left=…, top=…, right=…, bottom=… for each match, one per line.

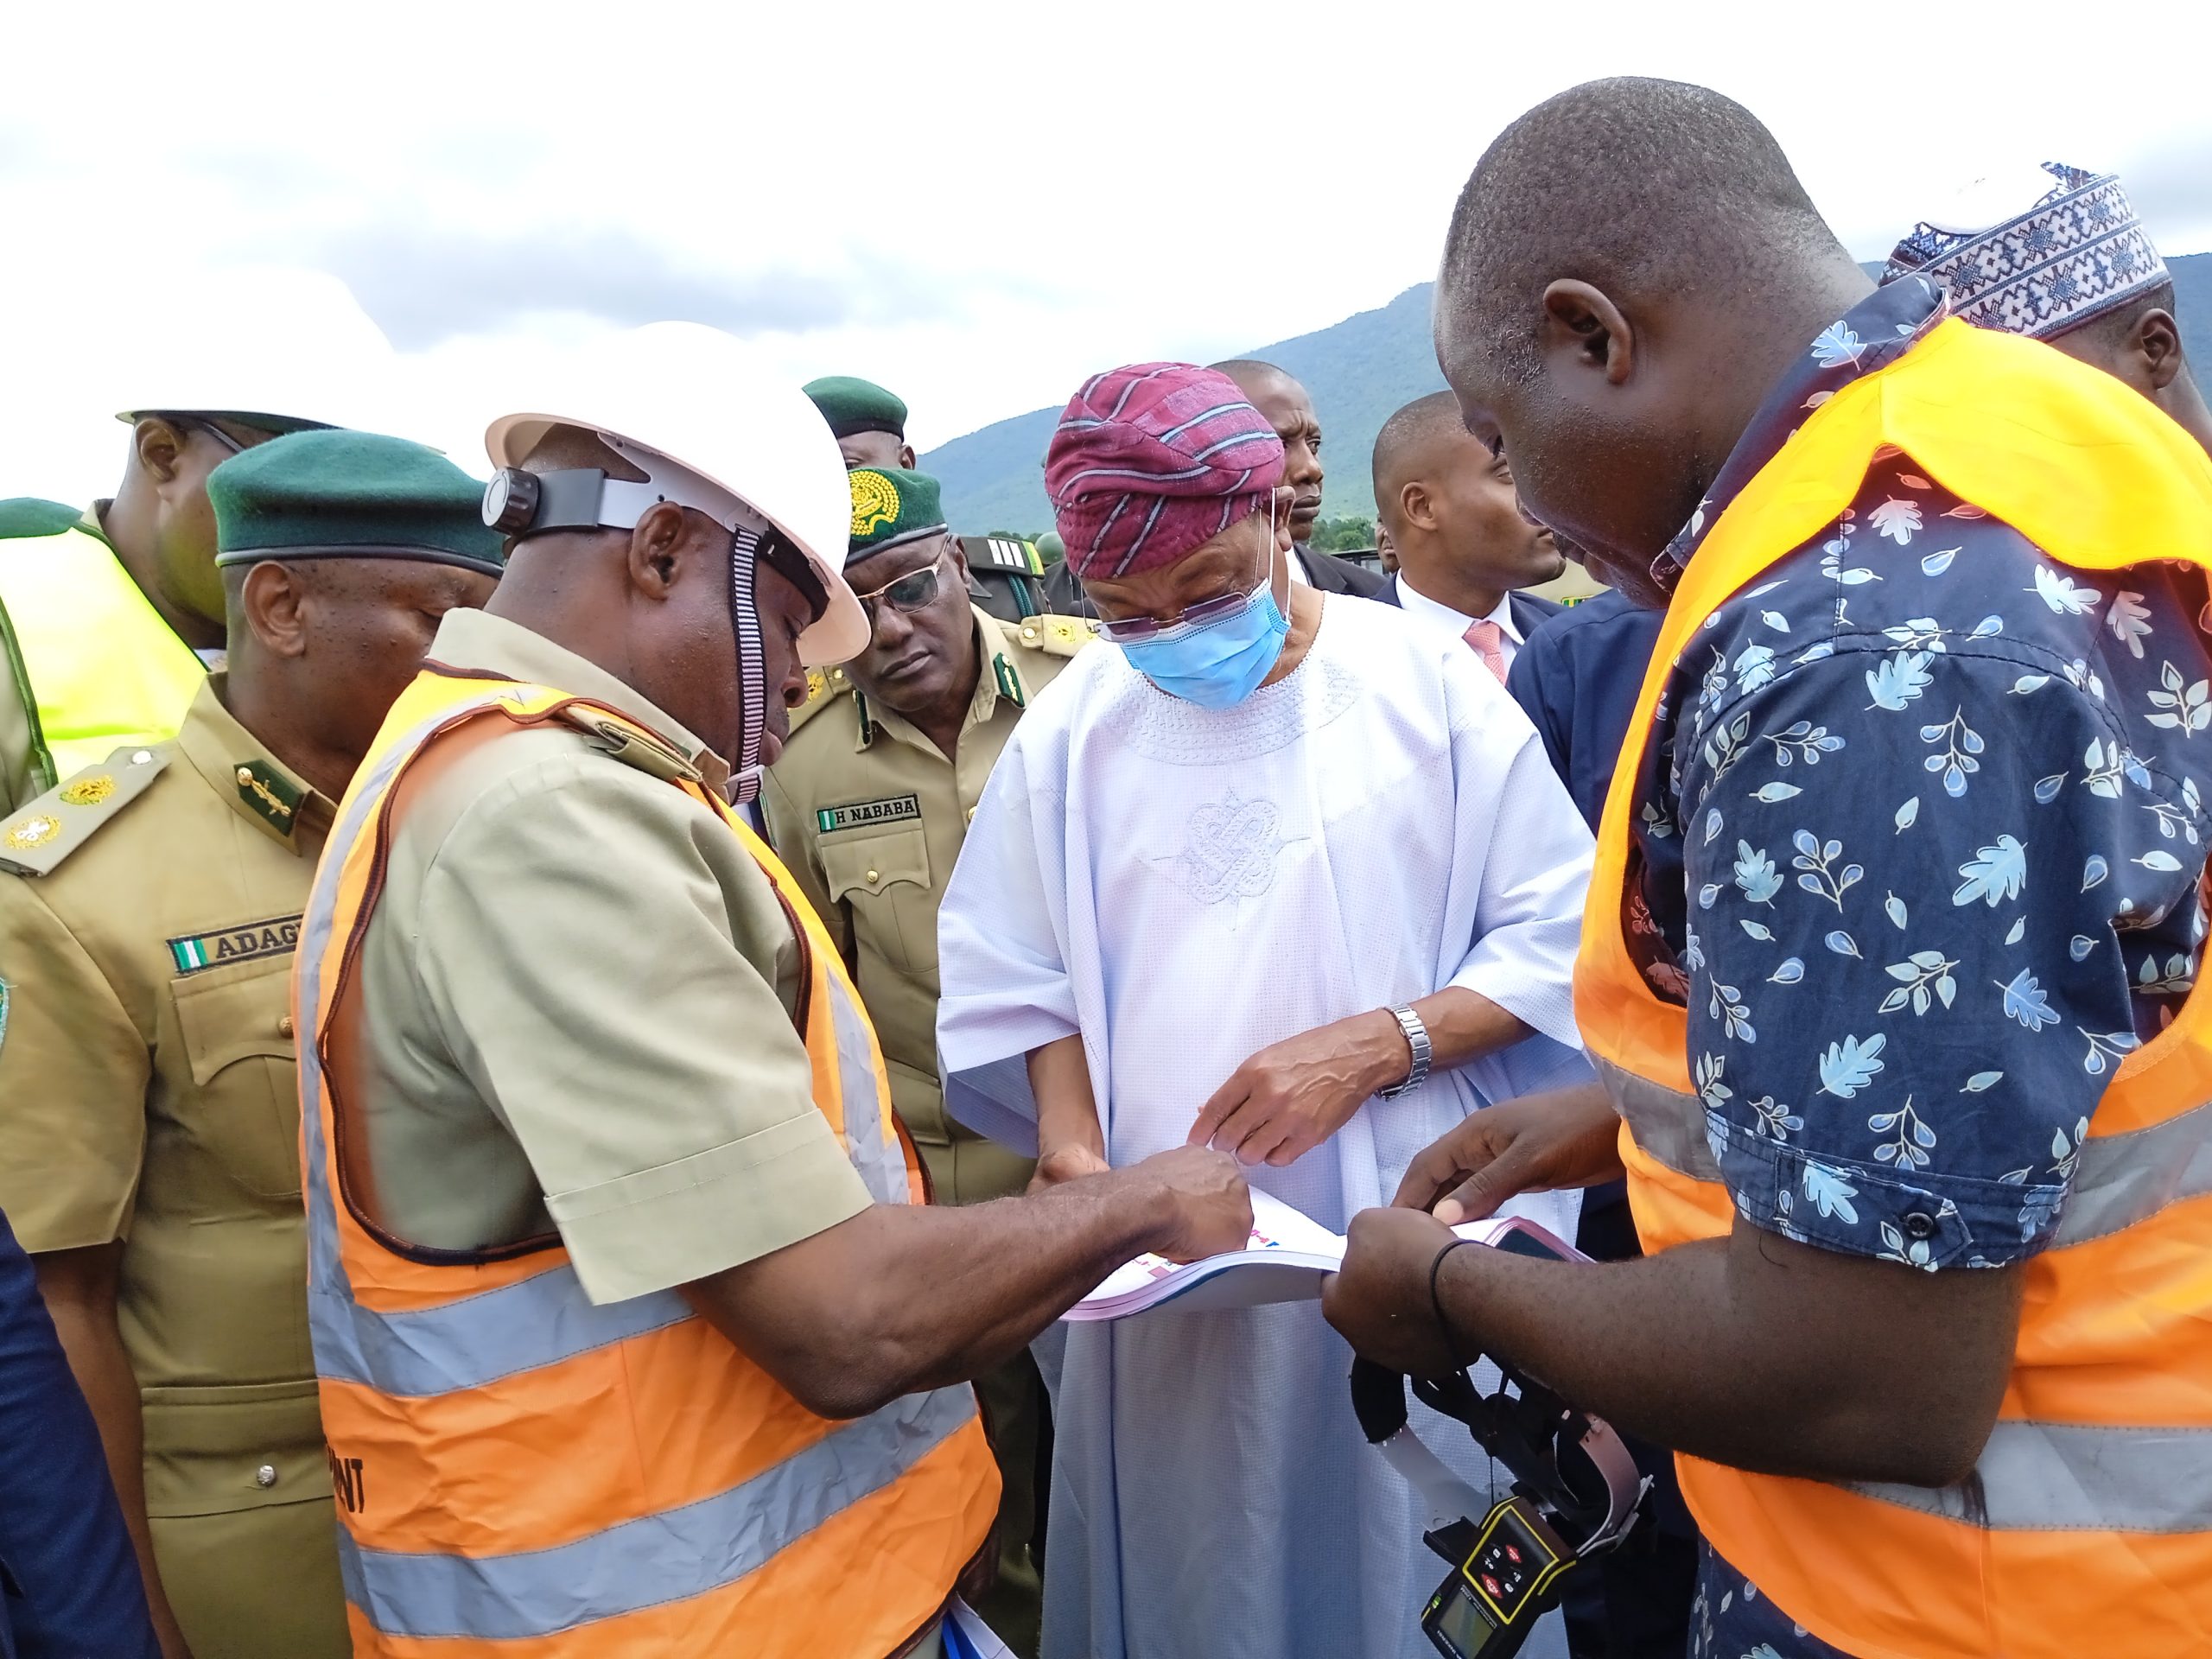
left=1463, top=618, right=1509, bottom=683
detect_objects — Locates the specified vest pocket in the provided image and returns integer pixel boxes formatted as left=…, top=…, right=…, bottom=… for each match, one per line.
left=170, top=953, right=302, bottom=1200
left=821, top=827, right=934, bottom=972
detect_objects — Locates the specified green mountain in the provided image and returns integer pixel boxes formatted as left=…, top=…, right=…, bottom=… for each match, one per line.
left=924, top=253, right=2212, bottom=538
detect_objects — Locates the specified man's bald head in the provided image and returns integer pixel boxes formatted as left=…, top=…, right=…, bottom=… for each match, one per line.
left=1211, top=359, right=1294, bottom=398
left=1433, top=78, right=1871, bottom=596
left=1370, top=392, right=1466, bottom=525
left=1440, top=78, right=1841, bottom=385
left=1372, top=391, right=1562, bottom=612
left=1210, top=359, right=1325, bottom=542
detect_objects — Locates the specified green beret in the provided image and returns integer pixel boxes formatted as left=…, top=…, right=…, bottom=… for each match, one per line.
left=848, top=468, right=948, bottom=559
left=805, top=375, right=908, bottom=441
left=208, top=430, right=505, bottom=577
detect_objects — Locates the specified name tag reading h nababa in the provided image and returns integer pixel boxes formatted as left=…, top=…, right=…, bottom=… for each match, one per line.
left=817, top=794, right=922, bottom=835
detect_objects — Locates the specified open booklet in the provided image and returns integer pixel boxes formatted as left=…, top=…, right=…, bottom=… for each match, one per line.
left=1065, top=1189, right=1581, bottom=1322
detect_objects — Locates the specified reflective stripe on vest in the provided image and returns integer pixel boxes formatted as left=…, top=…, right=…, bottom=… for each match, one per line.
left=0, top=522, right=204, bottom=792
left=1595, top=1054, right=2212, bottom=1253
left=1576, top=318, right=2212, bottom=1659
left=335, top=1385, right=980, bottom=1642
left=296, top=671, right=997, bottom=1656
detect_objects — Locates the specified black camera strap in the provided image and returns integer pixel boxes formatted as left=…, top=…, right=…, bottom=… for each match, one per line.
left=1351, top=1357, right=1644, bottom=1558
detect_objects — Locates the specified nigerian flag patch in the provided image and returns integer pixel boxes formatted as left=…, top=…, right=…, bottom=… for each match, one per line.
left=816, top=793, right=922, bottom=835
left=168, top=914, right=303, bottom=976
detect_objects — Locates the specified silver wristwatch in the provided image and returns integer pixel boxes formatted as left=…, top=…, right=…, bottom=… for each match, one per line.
left=1377, top=1004, right=1433, bottom=1099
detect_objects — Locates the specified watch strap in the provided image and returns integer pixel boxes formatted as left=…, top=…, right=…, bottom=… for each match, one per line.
left=1378, top=1004, right=1433, bottom=1099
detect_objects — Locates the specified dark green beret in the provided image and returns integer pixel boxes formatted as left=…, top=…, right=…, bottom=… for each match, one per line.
left=805, top=376, right=908, bottom=441
left=208, top=429, right=505, bottom=576
left=848, top=468, right=948, bottom=559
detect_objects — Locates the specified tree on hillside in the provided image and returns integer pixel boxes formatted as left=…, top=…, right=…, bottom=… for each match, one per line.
left=1306, top=516, right=1376, bottom=553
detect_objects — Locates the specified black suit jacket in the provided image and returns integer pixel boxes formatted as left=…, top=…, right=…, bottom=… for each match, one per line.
left=1038, top=543, right=1389, bottom=617
left=1372, top=574, right=1562, bottom=639
left=1298, top=544, right=1389, bottom=598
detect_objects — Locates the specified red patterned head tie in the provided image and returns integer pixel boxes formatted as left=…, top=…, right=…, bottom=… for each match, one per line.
left=1045, top=363, right=1286, bottom=579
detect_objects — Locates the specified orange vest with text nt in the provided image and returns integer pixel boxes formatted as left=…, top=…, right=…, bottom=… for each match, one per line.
left=294, top=667, right=998, bottom=1658
left=1578, top=318, right=2212, bottom=1659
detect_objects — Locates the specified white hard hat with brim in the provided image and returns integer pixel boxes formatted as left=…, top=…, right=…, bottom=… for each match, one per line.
left=485, top=323, right=868, bottom=667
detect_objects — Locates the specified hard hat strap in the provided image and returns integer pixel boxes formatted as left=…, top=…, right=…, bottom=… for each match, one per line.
left=758, top=529, right=829, bottom=620
left=728, top=524, right=769, bottom=807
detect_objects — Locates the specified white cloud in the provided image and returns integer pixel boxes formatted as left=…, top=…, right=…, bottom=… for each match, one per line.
left=8, top=0, right=2209, bottom=503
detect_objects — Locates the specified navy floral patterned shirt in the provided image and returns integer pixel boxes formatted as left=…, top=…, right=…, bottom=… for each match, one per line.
left=1623, top=279, right=2212, bottom=1657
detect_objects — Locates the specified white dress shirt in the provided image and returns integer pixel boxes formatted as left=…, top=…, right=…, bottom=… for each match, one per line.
left=1392, top=572, right=1523, bottom=673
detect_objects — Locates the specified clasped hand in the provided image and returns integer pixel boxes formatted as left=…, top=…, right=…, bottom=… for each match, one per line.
left=1323, top=1084, right=1625, bottom=1374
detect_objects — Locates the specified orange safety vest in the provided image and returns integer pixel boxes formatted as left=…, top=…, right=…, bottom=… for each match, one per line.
left=295, top=666, right=999, bottom=1658
left=1578, top=317, right=2212, bottom=1659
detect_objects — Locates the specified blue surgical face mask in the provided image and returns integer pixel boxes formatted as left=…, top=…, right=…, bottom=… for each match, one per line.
left=1115, top=540, right=1289, bottom=709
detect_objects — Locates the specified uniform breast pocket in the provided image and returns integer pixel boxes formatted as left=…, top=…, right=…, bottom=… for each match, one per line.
left=169, top=953, right=302, bottom=1201
left=821, top=827, right=936, bottom=974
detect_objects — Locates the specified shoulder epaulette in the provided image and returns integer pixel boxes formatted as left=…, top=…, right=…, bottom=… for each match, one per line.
left=1011, top=613, right=1098, bottom=659
left=958, top=534, right=1045, bottom=578
left=787, top=663, right=859, bottom=737
left=0, top=747, right=169, bottom=876
left=0, top=499, right=86, bottom=543
left=553, top=706, right=702, bottom=785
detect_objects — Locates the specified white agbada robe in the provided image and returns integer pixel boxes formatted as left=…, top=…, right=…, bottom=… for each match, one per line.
left=938, top=594, right=1597, bottom=1659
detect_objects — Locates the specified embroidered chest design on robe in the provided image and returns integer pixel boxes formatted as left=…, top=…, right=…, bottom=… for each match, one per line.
left=1154, top=790, right=1300, bottom=904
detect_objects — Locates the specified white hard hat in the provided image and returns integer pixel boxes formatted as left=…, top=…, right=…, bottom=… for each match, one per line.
left=110, top=268, right=406, bottom=437
left=485, top=322, right=867, bottom=667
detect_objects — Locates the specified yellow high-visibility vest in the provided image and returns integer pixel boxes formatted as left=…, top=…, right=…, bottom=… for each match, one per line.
left=0, top=500, right=206, bottom=797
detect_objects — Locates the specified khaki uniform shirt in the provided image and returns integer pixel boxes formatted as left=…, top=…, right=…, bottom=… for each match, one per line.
left=761, top=607, right=1091, bottom=1205
left=350, top=609, right=872, bottom=1306
left=0, top=677, right=343, bottom=1654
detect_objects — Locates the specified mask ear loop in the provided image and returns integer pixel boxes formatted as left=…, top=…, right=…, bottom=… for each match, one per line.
left=727, top=525, right=768, bottom=806
left=1256, top=487, right=1282, bottom=599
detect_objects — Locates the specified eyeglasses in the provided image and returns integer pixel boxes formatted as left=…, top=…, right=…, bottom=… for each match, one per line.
left=853, top=550, right=950, bottom=628
left=1093, top=546, right=1273, bottom=645
left=183, top=417, right=247, bottom=454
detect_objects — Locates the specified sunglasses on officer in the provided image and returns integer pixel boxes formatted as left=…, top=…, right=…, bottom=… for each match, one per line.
left=137, top=413, right=267, bottom=455
left=852, top=547, right=953, bottom=630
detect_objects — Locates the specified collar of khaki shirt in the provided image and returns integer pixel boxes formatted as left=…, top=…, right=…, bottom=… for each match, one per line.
left=175, top=675, right=337, bottom=855
left=424, top=608, right=731, bottom=795
left=853, top=605, right=1023, bottom=758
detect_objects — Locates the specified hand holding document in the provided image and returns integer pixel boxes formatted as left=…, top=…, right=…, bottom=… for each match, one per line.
left=1065, top=1189, right=1581, bottom=1321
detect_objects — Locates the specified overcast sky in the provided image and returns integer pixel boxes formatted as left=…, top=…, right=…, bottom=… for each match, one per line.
left=11, top=0, right=2212, bottom=501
